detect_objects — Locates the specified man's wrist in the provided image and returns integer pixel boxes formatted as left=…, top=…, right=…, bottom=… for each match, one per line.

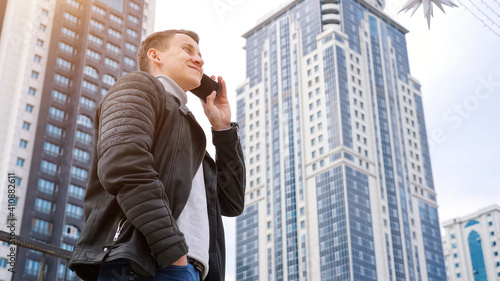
left=212, top=123, right=231, bottom=131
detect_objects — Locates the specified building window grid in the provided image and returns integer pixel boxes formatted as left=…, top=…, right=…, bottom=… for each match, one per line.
left=104, top=57, right=120, bottom=70
left=59, top=42, right=75, bottom=54
left=108, top=28, right=122, bottom=39
left=65, top=203, right=83, bottom=219
left=63, top=12, right=78, bottom=24
left=31, top=218, right=53, bottom=236
left=89, top=19, right=104, bottom=31
left=41, top=160, right=58, bottom=175
left=106, top=42, right=120, bottom=54
left=109, top=13, right=123, bottom=25
left=73, top=148, right=90, bottom=162
left=88, top=34, right=103, bottom=46
left=82, top=80, right=98, bottom=94
left=56, top=57, right=73, bottom=71
left=51, top=90, right=68, bottom=104
left=79, top=96, right=96, bottom=111
left=19, top=139, right=28, bottom=148
left=61, top=26, right=77, bottom=39
left=34, top=198, right=53, bottom=214
left=49, top=106, right=67, bottom=121
left=126, top=28, right=138, bottom=38
left=46, top=124, right=63, bottom=139
left=127, top=14, right=139, bottom=24
left=91, top=4, right=106, bottom=16
left=83, top=65, right=99, bottom=79
left=70, top=166, right=88, bottom=181
left=77, top=114, right=93, bottom=129
left=54, top=73, right=70, bottom=87
left=25, top=259, right=41, bottom=276
left=38, top=178, right=56, bottom=195
left=75, top=130, right=92, bottom=144
left=68, top=184, right=85, bottom=200
left=66, top=0, right=80, bottom=10
left=43, top=141, right=61, bottom=156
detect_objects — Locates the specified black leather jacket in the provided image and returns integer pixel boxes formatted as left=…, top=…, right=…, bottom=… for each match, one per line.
left=69, top=71, right=245, bottom=281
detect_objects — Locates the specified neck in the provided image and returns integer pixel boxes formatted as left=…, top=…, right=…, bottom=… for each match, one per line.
left=156, top=75, right=188, bottom=106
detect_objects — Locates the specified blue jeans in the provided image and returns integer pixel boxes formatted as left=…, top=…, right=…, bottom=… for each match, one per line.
left=97, top=259, right=201, bottom=281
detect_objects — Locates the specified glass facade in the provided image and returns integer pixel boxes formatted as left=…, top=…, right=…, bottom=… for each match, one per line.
left=236, top=0, right=444, bottom=280
left=236, top=204, right=259, bottom=280
left=468, top=231, right=487, bottom=281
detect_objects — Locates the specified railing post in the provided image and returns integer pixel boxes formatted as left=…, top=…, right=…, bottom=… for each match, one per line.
left=37, top=253, right=45, bottom=281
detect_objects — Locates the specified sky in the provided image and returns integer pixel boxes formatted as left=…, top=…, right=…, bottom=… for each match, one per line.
left=153, top=0, right=500, bottom=280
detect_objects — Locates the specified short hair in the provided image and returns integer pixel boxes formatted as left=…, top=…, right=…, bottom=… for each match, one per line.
left=137, top=29, right=199, bottom=72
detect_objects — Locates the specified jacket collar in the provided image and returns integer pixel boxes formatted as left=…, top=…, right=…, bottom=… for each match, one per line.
left=156, top=75, right=188, bottom=106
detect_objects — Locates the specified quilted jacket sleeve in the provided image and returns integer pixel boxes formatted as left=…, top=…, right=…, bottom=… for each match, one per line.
left=213, top=123, right=246, bottom=216
left=96, top=72, right=188, bottom=267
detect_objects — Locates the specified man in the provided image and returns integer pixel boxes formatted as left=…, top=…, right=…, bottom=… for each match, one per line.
left=69, top=29, right=245, bottom=281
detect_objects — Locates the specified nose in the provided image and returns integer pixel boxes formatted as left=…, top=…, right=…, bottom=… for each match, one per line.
left=193, top=54, right=204, bottom=67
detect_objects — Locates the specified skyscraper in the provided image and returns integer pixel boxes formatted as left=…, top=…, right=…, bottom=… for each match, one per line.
left=442, top=205, right=500, bottom=280
left=235, top=0, right=445, bottom=280
left=0, top=0, right=155, bottom=279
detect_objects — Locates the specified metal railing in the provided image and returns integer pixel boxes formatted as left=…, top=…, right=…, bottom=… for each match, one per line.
left=0, top=230, right=73, bottom=281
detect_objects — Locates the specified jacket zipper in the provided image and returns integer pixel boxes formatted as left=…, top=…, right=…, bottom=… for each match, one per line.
left=113, top=217, right=127, bottom=241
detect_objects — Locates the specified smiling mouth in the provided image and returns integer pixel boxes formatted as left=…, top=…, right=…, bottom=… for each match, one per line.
left=189, top=65, right=201, bottom=74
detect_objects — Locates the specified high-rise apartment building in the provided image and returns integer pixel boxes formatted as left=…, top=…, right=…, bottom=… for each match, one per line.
left=0, top=0, right=155, bottom=279
left=442, top=205, right=500, bottom=280
left=235, top=0, right=445, bottom=280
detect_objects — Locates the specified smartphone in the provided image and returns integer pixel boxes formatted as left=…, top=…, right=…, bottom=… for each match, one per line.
left=190, top=74, right=222, bottom=102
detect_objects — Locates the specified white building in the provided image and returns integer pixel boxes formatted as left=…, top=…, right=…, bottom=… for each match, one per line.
left=442, top=204, right=500, bottom=281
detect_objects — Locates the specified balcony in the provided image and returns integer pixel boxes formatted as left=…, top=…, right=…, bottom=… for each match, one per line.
left=321, top=3, right=340, bottom=14
left=322, top=13, right=341, bottom=25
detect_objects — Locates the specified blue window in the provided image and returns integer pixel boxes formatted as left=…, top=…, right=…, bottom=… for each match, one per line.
left=25, top=259, right=41, bottom=275
left=455, top=263, right=459, bottom=268
left=468, top=231, right=487, bottom=280
left=34, top=198, right=53, bottom=214
left=489, top=221, right=493, bottom=226
left=38, top=179, right=55, bottom=194
left=0, top=258, right=7, bottom=268
left=493, top=241, right=497, bottom=246
left=457, top=273, right=461, bottom=278
left=19, top=139, right=28, bottom=148
left=46, top=124, right=63, bottom=138
left=451, top=234, right=455, bottom=239
left=68, top=184, right=85, bottom=200
left=26, top=104, right=34, bottom=113
left=22, top=121, right=31, bottom=130
left=454, top=253, right=458, bottom=258
left=43, top=142, right=61, bottom=156
left=31, top=219, right=52, bottom=235
left=16, top=158, right=25, bottom=167
left=28, top=87, right=36, bottom=96
left=41, top=160, right=58, bottom=175
left=491, top=231, right=495, bottom=236
left=465, top=220, right=479, bottom=228
left=65, top=203, right=83, bottom=219
left=63, top=224, right=80, bottom=239
left=70, top=166, right=88, bottom=181
left=15, top=177, right=21, bottom=185
left=452, top=243, right=457, bottom=248
left=31, top=71, right=39, bottom=79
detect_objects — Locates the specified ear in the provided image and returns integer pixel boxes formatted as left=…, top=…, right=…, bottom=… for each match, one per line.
left=147, top=48, right=161, bottom=65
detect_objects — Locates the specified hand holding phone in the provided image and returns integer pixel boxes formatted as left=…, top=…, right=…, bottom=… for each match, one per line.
left=190, top=74, right=222, bottom=102
left=199, top=75, right=231, bottom=131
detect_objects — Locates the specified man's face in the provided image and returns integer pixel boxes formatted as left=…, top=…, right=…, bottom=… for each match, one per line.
left=156, top=33, right=204, bottom=91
